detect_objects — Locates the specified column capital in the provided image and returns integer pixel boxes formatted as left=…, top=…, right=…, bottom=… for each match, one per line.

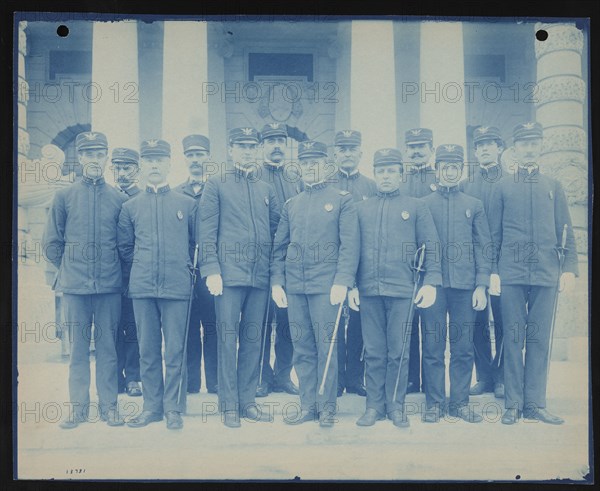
left=535, top=22, right=584, bottom=59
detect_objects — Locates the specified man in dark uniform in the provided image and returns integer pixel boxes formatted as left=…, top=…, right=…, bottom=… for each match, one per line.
left=111, top=147, right=143, bottom=398
left=421, top=144, right=492, bottom=423
left=488, top=122, right=578, bottom=425
left=199, top=127, right=279, bottom=428
left=174, top=134, right=218, bottom=395
left=255, top=123, right=300, bottom=398
left=118, top=139, right=197, bottom=430
left=43, top=131, right=126, bottom=429
left=352, top=148, right=441, bottom=428
left=271, top=140, right=359, bottom=427
left=330, top=129, right=376, bottom=397
left=402, top=128, right=438, bottom=394
left=462, top=126, right=506, bottom=399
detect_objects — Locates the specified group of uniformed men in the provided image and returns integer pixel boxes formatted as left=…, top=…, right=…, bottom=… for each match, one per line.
left=42, top=120, right=578, bottom=430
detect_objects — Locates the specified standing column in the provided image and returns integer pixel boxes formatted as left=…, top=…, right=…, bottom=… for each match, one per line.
left=350, top=20, right=397, bottom=173
left=419, top=21, right=467, bottom=150
left=534, top=22, right=588, bottom=360
left=91, top=20, right=140, bottom=153
left=162, top=21, right=210, bottom=185
left=17, top=20, right=31, bottom=263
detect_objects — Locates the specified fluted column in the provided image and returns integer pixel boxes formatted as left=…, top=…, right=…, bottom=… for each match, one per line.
left=91, top=21, right=140, bottom=152
left=162, top=21, right=210, bottom=185
left=350, top=20, right=397, bottom=173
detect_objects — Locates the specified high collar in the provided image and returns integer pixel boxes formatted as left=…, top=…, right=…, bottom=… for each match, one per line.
left=518, top=163, right=540, bottom=176
left=376, top=188, right=401, bottom=198
left=82, top=175, right=105, bottom=186
left=263, top=160, right=284, bottom=170
left=119, top=183, right=139, bottom=195
left=337, top=167, right=360, bottom=180
left=146, top=182, right=171, bottom=194
left=303, top=180, right=329, bottom=192
left=436, top=183, right=461, bottom=195
left=234, top=163, right=257, bottom=178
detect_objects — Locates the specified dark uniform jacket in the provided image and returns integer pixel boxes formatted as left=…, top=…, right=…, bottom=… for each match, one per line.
left=258, top=161, right=303, bottom=217
left=117, top=184, right=197, bottom=300
left=460, top=163, right=505, bottom=218
left=174, top=178, right=205, bottom=202
left=330, top=168, right=377, bottom=202
left=198, top=165, right=279, bottom=290
left=422, top=184, right=492, bottom=290
left=400, top=164, right=438, bottom=198
left=356, top=189, right=442, bottom=298
left=117, top=184, right=141, bottom=287
left=271, top=182, right=359, bottom=294
left=488, top=166, right=578, bottom=286
left=43, top=176, right=126, bottom=294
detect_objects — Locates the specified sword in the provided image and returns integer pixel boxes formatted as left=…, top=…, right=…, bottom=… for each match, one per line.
left=177, top=243, right=200, bottom=407
left=393, top=244, right=426, bottom=403
left=318, top=301, right=345, bottom=396
left=257, top=298, right=272, bottom=387
left=546, top=224, right=568, bottom=382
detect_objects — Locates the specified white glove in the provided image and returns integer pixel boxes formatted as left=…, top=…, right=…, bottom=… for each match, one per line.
left=330, top=284, right=348, bottom=305
left=559, top=272, right=575, bottom=293
left=472, top=285, right=488, bottom=311
left=415, top=284, right=436, bottom=309
left=348, top=288, right=360, bottom=311
left=206, top=274, right=223, bottom=296
left=271, top=285, right=288, bottom=308
left=489, top=274, right=501, bottom=296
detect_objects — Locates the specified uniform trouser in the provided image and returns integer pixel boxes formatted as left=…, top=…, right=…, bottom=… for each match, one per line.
left=421, top=288, right=476, bottom=409
left=337, top=306, right=364, bottom=389
left=287, top=293, right=339, bottom=415
left=259, top=300, right=294, bottom=387
left=408, top=312, right=423, bottom=390
left=116, top=295, right=141, bottom=388
left=501, top=285, right=556, bottom=411
left=360, top=295, right=412, bottom=415
left=132, top=298, right=188, bottom=414
left=187, top=279, right=218, bottom=392
left=62, top=293, right=121, bottom=420
left=473, top=294, right=504, bottom=385
left=215, top=286, right=268, bottom=413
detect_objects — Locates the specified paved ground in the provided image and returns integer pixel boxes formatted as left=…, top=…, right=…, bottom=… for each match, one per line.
left=15, top=265, right=592, bottom=481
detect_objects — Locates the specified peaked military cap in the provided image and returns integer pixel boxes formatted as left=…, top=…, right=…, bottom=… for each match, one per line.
left=373, top=148, right=403, bottom=167
left=75, top=131, right=108, bottom=151
left=298, top=140, right=328, bottom=159
left=473, top=126, right=503, bottom=146
left=405, top=128, right=433, bottom=145
left=435, top=144, right=464, bottom=163
left=183, top=134, right=210, bottom=154
left=111, top=147, right=139, bottom=164
left=513, top=121, right=543, bottom=142
left=140, top=139, right=171, bottom=158
left=229, top=127, right=259, bottom=145
left=334, top=130, right=362, bottom=147
left=260, top=122, right=288, bottom=141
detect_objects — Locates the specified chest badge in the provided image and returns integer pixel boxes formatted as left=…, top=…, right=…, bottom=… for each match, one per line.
left=401, top=211, right=410, bottom=220
left=465, top=209, right=471, bottom=219
left=264, top=197, right=270, bottom=206
left=430, top=183, right=437, bottom=192
left=177, top=210, right=184, bottom=220
left=324, top=203, right=334, bottom=212
left=549, top=191, right=553, bottom=200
